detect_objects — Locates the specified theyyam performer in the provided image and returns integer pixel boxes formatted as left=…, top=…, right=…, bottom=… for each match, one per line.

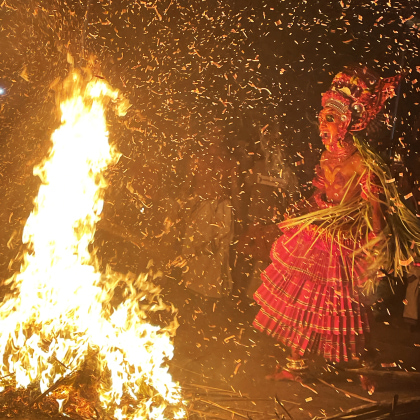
left=253, top=66, right=420, bottom=381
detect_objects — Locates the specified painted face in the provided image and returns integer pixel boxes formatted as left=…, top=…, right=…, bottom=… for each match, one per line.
left=318, top=107, right=348, bottom=152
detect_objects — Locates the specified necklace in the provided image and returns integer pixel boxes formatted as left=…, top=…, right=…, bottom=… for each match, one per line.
left=324, top=134, right=357, bottom=162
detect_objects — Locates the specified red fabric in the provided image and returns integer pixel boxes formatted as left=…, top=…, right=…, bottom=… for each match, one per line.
left=253, top=226, right=370, bottom=363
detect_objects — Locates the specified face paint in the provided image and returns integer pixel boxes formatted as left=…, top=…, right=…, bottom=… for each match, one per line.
left=318, top=107, right=349, bottom=153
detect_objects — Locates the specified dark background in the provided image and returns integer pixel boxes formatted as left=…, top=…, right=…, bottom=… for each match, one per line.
left=0, top=0, right=419, bottom=281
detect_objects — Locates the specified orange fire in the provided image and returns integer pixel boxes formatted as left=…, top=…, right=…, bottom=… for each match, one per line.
left=0, top=70, right=184, bottom=419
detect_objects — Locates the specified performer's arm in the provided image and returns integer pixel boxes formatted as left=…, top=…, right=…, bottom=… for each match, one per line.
left=284, top=159, right=332, bottom=218
left=358, top=161, right=385, bottom=234
left=370, top=195, right=385, bottom=234
left=312, top=162, right=332, bottom=209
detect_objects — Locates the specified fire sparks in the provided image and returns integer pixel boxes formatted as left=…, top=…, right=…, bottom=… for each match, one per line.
left=0, top=70, right=184, bottom=420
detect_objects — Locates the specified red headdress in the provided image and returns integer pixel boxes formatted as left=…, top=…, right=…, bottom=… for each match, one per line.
left=321, top=66, right=403, bottom=132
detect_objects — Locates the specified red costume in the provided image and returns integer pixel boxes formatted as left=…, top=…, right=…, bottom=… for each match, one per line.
left=253, top=67, right=420, bottom=368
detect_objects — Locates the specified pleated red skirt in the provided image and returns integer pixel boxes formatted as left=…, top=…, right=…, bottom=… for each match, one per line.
left=253, top=226, right=370, bottom=362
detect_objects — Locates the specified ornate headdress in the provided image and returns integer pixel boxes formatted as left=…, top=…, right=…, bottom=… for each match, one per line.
left=321, top=66, right=403, bottom=132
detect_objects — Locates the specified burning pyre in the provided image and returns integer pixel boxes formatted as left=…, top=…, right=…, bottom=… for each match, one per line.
left=0, top=70, right=185, bottom=420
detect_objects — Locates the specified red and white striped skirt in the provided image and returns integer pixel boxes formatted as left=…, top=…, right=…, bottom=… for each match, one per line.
left=253, top=226, right=370, bottom=363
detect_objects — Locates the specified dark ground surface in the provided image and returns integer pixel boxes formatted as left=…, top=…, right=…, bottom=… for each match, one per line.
left=152, top=273, right=420, bottom=420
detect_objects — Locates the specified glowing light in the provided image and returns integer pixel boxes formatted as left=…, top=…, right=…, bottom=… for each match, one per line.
left=0, top=70, right=184, bottom=419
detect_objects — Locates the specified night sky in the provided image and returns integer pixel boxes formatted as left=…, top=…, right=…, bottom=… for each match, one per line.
left=0, top=0, right=419, bottom=278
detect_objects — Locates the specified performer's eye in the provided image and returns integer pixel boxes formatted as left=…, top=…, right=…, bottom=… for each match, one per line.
left=326, top=115, right=335, bottom=122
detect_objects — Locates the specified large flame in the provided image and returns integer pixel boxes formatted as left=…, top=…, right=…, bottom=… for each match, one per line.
left=0, top=70, right=184, bottom=420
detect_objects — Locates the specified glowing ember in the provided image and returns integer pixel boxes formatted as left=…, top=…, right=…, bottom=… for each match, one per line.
left=0, top=70, right=184, bottom=420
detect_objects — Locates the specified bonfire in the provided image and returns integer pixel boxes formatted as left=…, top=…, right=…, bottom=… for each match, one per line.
left=0, top=69, right=185, bottom=420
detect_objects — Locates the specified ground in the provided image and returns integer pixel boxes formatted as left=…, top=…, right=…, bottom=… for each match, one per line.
left=155, top=274, right=420, bottom=420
